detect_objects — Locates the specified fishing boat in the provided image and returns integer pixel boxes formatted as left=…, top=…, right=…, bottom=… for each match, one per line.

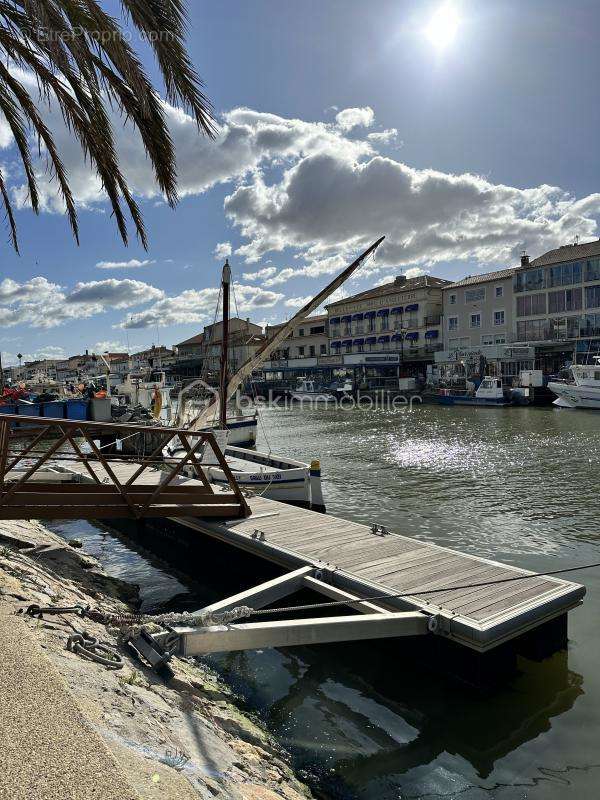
left=437, top=376, right=512, bottom=406
left=165, top=237, right=385, bottom=509
left=548, top=356, right=600, bottom=409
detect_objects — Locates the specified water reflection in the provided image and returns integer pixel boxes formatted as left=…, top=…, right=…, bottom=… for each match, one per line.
left=209, top=640, right=583, bottom=798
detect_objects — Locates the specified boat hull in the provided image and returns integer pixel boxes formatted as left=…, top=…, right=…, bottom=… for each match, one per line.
left=202, top=415, right=257, bottom=446
left=548, top=382, right=600, bottom=409
left=437, top=395, right=511, bottom=407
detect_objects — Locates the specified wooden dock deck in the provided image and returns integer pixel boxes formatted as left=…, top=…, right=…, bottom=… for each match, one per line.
left=57, top=458, right=585, bottom=654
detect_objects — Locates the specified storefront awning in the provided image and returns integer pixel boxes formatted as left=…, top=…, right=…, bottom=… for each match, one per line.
left=341, top=315, right=351, bottom=323
left=405, top=331, right=419, bottom=340
left=342, top=339, right=353, bottom=346
left=391, top=306, right=403, bottom=314
left=365, top=336, right=377, bottom=344
left=353, top=338, right=365, bottom=345
left=331, top=341, right=341, bottom=348
left=391, top=333, right=403, bottom=341
left=378, top=335, right=390, bottom=343
left=329, top=317, right=340, bottom=325
left=352, top=313, right=364, bottom=321
left=405, top=303, right=418, bottom=312
left=364, top=311, right=376, bottom=318
left=376, top=308, right=389, bottom=316
left=425, top=330, right=439, bottom=339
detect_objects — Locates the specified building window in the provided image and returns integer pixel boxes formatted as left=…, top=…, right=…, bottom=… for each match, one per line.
left=470, top=313, right=481, bottom=328
left=550, top=262, right=582, bottom=287
left=298, top=328, right=304, bottom=337
left=516, top=293, right=547, bottom=317
left=309, top=346, right=315, bottom=357
left=449, top=293, right=457, bottom=304
left=549, top=288, right=582, bottom=313
left=320, top=344, right=327, bottom=355
left=586, top=259, right=600, bottom=282
left=330, top=326, right=340, bottom=338
left=448, top=316, right=458, bottom=331
left=298, top=346, right=305, bottom=356
left=495, top=286, right=503, bottom=298
left=465, top=287, right=485, bottom=302
left=494, top=310, right=505, bottom=326
left=495, top=334, right=506, bottom=344
left=481, top=335, right=494, bottom=346
left=585, top=285, right=600, bottom=309
left=367, top=317, right=375, bottom=332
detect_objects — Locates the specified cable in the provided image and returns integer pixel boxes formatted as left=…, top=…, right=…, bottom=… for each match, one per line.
left=244, top=560, right=600, bottom=618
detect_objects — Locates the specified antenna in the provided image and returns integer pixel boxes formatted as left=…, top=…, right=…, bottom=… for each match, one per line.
left=574, top=234, right=580, bottom=245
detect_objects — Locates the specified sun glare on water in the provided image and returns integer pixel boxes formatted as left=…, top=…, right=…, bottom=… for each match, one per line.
left=424, top=3, right=460, bottom=50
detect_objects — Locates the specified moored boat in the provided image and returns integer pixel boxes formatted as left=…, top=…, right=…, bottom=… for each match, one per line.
left=437, top=376, right=513, bottom=406
left=548, top=356, right=600, bottom=409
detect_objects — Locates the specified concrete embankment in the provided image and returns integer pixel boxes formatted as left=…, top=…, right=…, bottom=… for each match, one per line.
left=0, top=520, right=312, bottom=800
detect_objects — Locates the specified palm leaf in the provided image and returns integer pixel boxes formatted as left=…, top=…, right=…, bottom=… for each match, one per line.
left=0, top=0, right=214, bottom=250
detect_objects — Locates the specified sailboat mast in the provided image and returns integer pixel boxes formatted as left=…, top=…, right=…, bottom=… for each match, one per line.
left=219, top=260, right=231, bottom=429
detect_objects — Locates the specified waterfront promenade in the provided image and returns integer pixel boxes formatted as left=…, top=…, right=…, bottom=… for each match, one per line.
left=0, top=607, right=140, bottom=800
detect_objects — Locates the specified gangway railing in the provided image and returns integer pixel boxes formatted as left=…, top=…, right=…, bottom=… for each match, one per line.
left=0, top=414, right=249, bottom=521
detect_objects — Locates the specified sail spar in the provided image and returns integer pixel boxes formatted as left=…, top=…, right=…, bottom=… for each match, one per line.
left=190, top=236, right=385, bottom=428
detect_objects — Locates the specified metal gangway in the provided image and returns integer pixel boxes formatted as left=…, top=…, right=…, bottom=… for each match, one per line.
left=0, top=414, right=249, bottom=520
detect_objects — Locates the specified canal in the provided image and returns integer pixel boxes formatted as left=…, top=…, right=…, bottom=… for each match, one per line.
left=53, top=404, right=600, bottom=799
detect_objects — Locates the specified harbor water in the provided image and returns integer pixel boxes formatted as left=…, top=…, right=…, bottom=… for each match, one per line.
left=54, top=404, right=600, bottom=799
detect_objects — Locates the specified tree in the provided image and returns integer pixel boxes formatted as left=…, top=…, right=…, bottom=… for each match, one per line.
left=0, top=0, right=215, bottom=252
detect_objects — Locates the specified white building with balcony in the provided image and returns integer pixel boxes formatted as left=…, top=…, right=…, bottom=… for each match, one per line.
left=325, top=274, right=449, bottom=370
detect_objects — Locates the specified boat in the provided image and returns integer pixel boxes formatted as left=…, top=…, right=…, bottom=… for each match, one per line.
left=548, top=356, right=600, bottom=409
left=166, top=237, right=385, bottom=509
left=437, top=376, right=513, bottom=406
left=290, top=377, right=338, bottom=403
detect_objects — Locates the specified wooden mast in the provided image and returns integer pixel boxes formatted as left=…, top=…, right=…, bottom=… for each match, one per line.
left=219, top=260, right=231, bottom=429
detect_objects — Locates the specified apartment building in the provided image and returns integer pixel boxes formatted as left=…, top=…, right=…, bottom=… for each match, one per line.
left=435, top=267, right=534, bottom=380
left=442, top=268, right=515, bottom=349
left=512, top=240, right=600, bottom=368
left=266, top=314, right=329, bottom=361
left=325, top=275, right=449, bottom=369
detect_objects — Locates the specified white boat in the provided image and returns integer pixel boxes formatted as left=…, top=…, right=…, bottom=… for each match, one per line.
left=548, top=357, right=600, bottom=409
left=290, top=377, right=338, bottom=403
left=165, top=434, right=325, bottom=511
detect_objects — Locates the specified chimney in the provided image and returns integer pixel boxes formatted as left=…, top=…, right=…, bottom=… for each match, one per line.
left=394, top=275, right=407, bottom=285
left=520, top=251, right=530, bottom=267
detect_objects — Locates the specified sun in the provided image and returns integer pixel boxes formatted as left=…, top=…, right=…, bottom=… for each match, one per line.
left=424, top=3, right=460, bottom=50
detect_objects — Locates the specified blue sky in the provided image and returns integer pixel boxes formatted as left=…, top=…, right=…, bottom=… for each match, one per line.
left=1, top=0, right=600, bottom=364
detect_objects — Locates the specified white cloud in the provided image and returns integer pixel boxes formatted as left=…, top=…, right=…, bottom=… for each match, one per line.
left=92, top=340, right=127, bottom=353
left=213, top=241, right=232, bottom=260
left=242, top=266, right=277, bottom=281
left=367, top=128, right=399, bottom=145
left=96, top=258, right=155, bottom=269
left=0, top=276, right=163, bottom=330
left=284, top=296, right=312, bottom=308
left=117, top=283, right=283, bottom=330
left=3, top=93, right=599, bottom=279
left=335, top=107, right=375, bottom=132
left=224, top=148, right=600, bottom=269
left=2, top=345, right=66, bottom=365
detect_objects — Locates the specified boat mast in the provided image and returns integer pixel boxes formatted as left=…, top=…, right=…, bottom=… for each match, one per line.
left=219, top=260, right=231, bottom=429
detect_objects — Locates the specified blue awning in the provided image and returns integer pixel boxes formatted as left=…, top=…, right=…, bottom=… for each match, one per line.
left=365, top=336, right=377, bottom=344
left=341, top=315, right=351, bottom=323
left=352, top=313, right=364, bottom=321
left=391, top=306, right=403, bottom=314
left=378, top=335, right=390, bottom=343
left=405, top=331, right=419, bottom=340
left=391, top=333, right=403, bottom=341
left=342, top=339, right=353, bottom=346
left=353, top=338, right=365, bottom=345
left=425, top=330, right=439, bottom=339
left=405, top=303, right=419, bottom=312
left=376, top=308, right=389, bottom=316
left=364, top=311, right=376, bottom=318
left=329, top=317, right=340, bottom=325
left=331, top=341, right=341, bottom=348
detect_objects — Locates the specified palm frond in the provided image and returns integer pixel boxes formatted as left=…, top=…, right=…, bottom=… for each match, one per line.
left=0, top=0, right=214, bottom=250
